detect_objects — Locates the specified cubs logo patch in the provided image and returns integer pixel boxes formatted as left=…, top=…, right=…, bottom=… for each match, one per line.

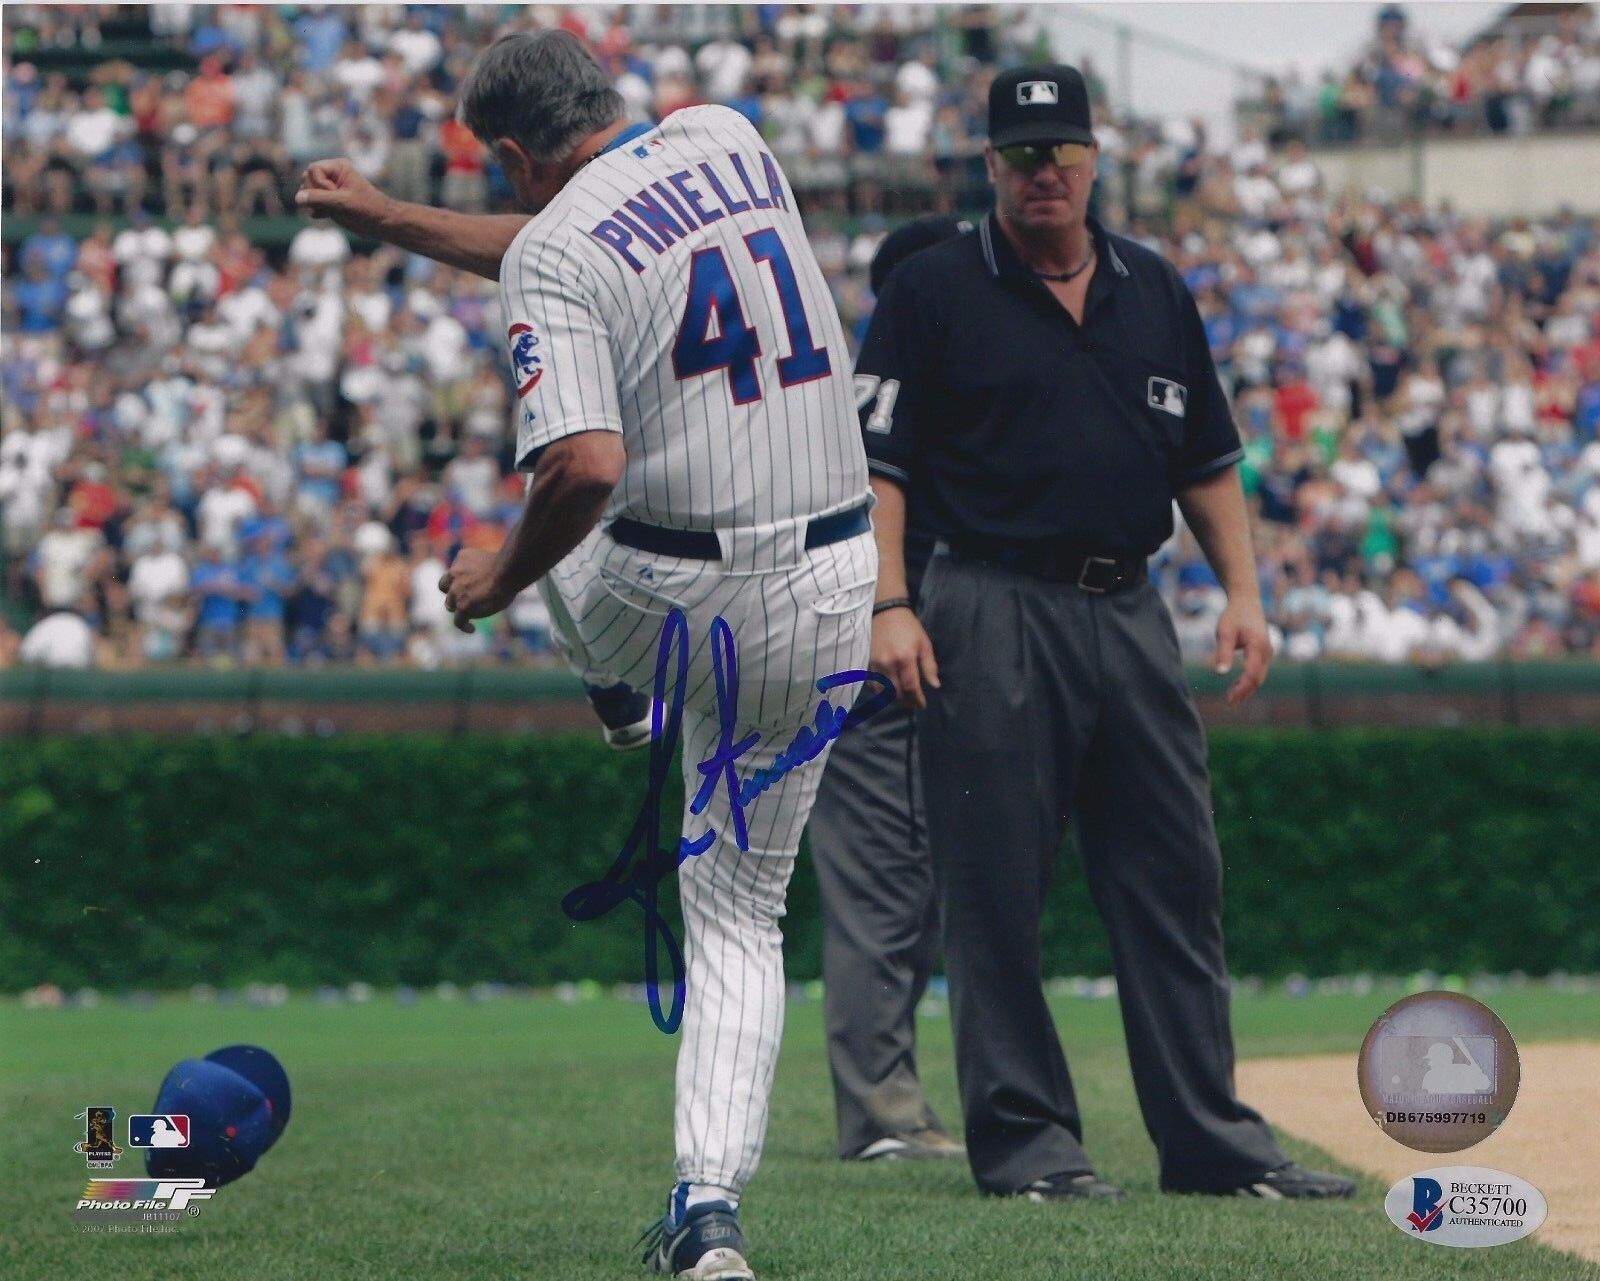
left=1017, top=80, right=1059, bottom=106
left=1148, top=376, right=1187, bottom=418
left=508, top=322, right=544, bottom=397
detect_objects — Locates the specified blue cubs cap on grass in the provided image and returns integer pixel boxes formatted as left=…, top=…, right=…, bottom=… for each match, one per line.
left=146, top=1044, right=291, bottom=1186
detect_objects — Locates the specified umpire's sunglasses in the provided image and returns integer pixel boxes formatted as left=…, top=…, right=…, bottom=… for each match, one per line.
left=997, top=141, right=1092, bottom=172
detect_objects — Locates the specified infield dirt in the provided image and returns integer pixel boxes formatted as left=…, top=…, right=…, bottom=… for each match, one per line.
left=1238, top=1041, right=1600, bottom=1263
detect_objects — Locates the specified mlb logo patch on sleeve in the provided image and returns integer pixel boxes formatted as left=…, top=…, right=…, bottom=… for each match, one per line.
left=128, top=1114, right=190, bottom=1148
left=1148, top=377, right=1187, bottom=418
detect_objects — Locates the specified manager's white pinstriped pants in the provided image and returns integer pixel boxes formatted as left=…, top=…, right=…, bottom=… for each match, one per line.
left=546, top=518, right=877, bottom=1193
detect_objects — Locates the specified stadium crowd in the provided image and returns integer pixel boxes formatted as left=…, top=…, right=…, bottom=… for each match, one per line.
left=3, top=3, right=1600, bottom=668
left=1299, top=2, right=1600, bottom=144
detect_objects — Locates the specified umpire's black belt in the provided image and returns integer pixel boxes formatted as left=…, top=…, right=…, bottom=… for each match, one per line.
left=937, top=536, right=1147, bottom=594
left=607, top=503, right=872, bottom=560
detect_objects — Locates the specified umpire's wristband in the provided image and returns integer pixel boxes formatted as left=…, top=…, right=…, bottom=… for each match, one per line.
left=872, top=596, right=914, bottom=617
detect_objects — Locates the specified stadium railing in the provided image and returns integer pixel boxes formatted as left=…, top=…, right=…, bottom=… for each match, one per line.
left=4, top=659, right=1599, bottom=736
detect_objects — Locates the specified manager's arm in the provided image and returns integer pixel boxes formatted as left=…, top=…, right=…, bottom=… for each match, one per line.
left=439, top=431, right=624, bottom=632
left=295, top=158, right=528, bottom=281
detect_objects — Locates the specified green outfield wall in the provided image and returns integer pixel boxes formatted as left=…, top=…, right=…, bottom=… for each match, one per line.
left=6, top=660, right=1600, bottom=735
left=2, top=730, right=1597, bottom=990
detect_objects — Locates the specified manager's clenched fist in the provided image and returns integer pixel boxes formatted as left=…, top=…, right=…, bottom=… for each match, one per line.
left=295, top=158, right=392, bottom=239
left=438, top=549, right=514, bottom=635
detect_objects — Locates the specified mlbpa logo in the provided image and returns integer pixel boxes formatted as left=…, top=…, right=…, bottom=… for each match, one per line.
left=508, top=322, right=544, bottom=397
left=1408, top=1177, right=1445, bottom=1233
left=1017, top=80, right=1059, bottom=106
left=128, top=1114, right=191, bottom=1148
left=73, top=1106, right=124, bottom=1169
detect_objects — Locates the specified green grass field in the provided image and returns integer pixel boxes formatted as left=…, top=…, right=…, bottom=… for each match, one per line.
left=4, top=985, right=1596, bottom=1281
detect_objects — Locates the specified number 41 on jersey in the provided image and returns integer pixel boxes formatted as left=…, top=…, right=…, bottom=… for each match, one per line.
left=672, top=228, right=831, bottom=406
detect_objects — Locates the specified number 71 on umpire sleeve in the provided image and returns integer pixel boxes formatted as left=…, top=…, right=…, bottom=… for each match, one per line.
left=671, top=228, right=832, bottom=406
left=854, top=376, right=900, bottom=434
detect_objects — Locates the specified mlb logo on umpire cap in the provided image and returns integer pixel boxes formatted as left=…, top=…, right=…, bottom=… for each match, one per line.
left=146, top=1045, right=291, bottom=1187
left=989, top=65, right=1095, bottom=148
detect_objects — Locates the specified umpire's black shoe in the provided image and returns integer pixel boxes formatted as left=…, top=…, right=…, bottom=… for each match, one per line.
left=1015, top=1171, right=1127, bottom=1201
left=1210, top=1162, right=1358, bottom=1200
left=639, top=1200, right=754, bottom=1280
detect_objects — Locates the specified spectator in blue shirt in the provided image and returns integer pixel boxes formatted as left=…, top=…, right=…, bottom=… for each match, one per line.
left=1332, top=292, right=1369, bottom=342
left=726, top=88, right=764, bottom=128
left=844, top=88, right=888, bottom=152
left=1200, top=292, right=1239, bottom=363
left=1574, top=380, right=1600, bottom=441
left=238, top=530, right=295, bottom=665
left=238, top=495, right=292, bottom=554
left=1, top=348, right=43, bottom=416
left=286, top=539, right=339, bottom=663
left=293, top=422, right=348, bottom=513
left=189, top=14, right=245, bottom=58
left=20, top=216, right=77, bottom=280
left=13, top=260, right=68, bottom=333
left=191, top=544, right=244, bottom=660
left=1230, top=272, right=1284, bottom=325
left=293, top=9, right=348, bottom=73
left=843, top=84, right=888, bottom=215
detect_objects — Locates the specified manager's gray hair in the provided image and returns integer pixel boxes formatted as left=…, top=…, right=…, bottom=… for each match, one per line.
left=458, top=30, right=625, bottom=164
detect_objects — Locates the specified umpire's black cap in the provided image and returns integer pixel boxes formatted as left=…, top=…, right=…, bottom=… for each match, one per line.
left=869, top=215, right=976, bottom=295
left=988, top=64, right=1095, bottom=148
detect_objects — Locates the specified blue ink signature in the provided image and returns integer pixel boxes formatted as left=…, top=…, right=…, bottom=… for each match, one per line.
left=690, top=616, right=894, bottom=849
left=561, top=607, right=894, bottom=1033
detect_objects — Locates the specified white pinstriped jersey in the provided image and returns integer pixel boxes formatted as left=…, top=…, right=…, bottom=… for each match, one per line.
left=499, top=105, right=867, bottom=531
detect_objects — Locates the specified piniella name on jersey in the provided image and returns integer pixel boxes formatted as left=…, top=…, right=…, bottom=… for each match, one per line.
left=590, top=151, right=790, bottom=275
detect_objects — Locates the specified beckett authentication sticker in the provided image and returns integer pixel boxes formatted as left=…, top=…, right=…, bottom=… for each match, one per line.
left=1358, top=991, right=1520, bottom=1152
left=1384, top=1166, right=1546, bottom=1248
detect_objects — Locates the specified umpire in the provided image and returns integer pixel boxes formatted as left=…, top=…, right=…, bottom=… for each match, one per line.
left=859, top=64, right=1356, bottom=1201
left=809, top=217, right=974, bottom=1163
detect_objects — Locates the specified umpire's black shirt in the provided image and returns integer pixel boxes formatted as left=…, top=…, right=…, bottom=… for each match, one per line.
left=857, top=212, right=1243, bottom=557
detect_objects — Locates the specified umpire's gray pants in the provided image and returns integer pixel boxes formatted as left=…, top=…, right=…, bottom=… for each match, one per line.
left=917, top=551, right=1287, bottom=1193
left=808, top=697, right=944, bottom=1157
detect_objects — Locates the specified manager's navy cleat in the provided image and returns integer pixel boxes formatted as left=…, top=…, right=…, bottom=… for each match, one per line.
left=585, top=681, right=656, bottom=751
left=639, top=1198, right=754, bottom=1280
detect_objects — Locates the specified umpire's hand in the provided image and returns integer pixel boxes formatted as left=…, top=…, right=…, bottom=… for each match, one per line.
left=294, top=158, right=391, bottom=239
left=1214, top=597, right=1273, bottom=705
left=871, top=606, right=940, bottom=710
